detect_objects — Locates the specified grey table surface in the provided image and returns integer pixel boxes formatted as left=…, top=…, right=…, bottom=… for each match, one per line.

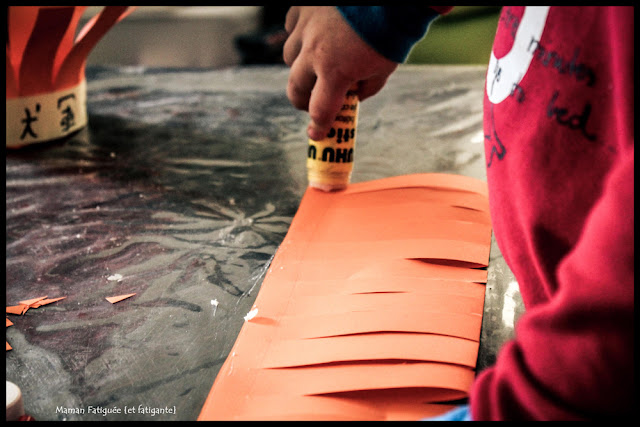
left=6, top=64, right=524, bottom=421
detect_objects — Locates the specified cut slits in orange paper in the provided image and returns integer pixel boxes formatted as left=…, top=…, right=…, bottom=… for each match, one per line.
left=261, top=333, right=480, bottom=369
left=287, top=258, right=489, bottom=283
left=105, top=293, right=136, bottom=304
left=198, top=174, right=492, bottom=421
left=252, top=361, right=475, bottom=398
left=291, top=277, right=487, bottom=298
left=276, top=310, right=482, bottom=341
left=285, top=292, right=484, bottom=317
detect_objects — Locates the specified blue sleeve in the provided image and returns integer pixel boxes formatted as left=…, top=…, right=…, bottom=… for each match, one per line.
left=422, top=405, right=472, bottom=421
left=336, top=6, right=443, bottom=63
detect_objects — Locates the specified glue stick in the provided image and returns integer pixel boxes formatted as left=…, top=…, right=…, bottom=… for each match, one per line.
left=306, top=88, right=359, bottom=191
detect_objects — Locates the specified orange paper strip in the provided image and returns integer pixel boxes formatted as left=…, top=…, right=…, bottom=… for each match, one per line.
left=105, top=293, right=136, bottom=304
left=55, top=6, right=132, bottom=90
left=302, top=238, right=490, bottom=267
left=285, top=292, right=484, bottom=317
left=31, top=296, right=67, bottom=308
left=264, top=258, right=488, bottom=284
left=6, top=341, right=12, bottom=351
left=311, top=211, right=492, bottom=244
left=276, top=310, right=482, bottom=341
left=18, top=296, right=47, bottom=306
left=198, top=174, right=492, bottom=420
left=7, top=6, right=40, bottom=82
left=18, top=7, right=76, bottom=96
left=252, top=361, right=475, bottom=397
left=351, top=258, right=488, bottom=282
left=337, top=189, right=490, bottom=217
left=262, top=333, right=480, bottom=369
left=52, top=7, right=87, bottom=82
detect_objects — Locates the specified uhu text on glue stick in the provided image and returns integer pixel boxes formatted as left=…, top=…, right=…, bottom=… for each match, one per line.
left=306, top=89, right=359, bottom=191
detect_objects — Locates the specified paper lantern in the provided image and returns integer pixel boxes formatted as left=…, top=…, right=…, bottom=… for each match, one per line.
left=6, top=6, right=134, bottom=148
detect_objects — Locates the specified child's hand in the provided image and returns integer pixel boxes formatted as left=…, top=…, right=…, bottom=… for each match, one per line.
left=283, top=6, right=398, bottom=141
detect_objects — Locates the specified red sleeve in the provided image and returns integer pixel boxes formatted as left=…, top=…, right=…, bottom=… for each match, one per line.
left=470, top=144, right=634, bottom=420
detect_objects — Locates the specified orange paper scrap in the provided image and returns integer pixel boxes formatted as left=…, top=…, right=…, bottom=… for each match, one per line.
left=7, top=318, right=14, bottom=351
left=6, top=295, right=67, bottom=350
left=197, top=173, right=492, bottom=421
left=6, top=295, right=67, bottom=317
left=6, top=305, right=27, bottom=315
left=106, top=293, right=136, bottom=304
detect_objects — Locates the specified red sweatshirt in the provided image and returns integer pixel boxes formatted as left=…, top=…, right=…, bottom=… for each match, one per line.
left=475, top=6, right=634, bottom=420
left=338, top=5, right=634, bottom=420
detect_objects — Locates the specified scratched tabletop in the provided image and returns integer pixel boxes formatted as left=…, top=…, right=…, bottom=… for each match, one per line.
left=6, top=65, right=523, bottom=421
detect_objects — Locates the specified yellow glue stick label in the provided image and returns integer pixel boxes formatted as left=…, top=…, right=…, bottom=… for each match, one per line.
left=307, top=90, right=359, bottom=191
